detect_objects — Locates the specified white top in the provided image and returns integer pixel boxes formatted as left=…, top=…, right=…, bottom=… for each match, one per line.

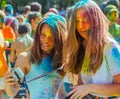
left=59, top=41, right=120, bottom=98
left=81, top=41, right=120, bottom=85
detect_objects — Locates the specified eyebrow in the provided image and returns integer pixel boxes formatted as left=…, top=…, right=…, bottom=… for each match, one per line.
left=41, top=30, right=45, bottom=33
left=76, top=18, right=87, bottom=21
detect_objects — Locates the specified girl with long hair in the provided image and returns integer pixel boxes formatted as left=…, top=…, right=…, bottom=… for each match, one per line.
left=5, top=14, right=67, bottom=99
left=61, top=0, right=120, bottom=98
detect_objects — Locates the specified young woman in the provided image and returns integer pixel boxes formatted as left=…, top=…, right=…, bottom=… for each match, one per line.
left=61, top=0, right=120, bottom=98
left=5, top=14, right=67, bottom=99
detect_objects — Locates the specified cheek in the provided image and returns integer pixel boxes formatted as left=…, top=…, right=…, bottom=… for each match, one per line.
left=48, top=40, right=54, bottom=47
left=77, top=23, right=90, bottom=30
left=39, top=36, right=43, bottom=42
left=85, top=23, right=90, bottom=29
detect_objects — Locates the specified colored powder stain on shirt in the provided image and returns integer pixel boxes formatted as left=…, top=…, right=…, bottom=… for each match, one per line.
left=26, top=57, right=62, bottom=99
left=112, top=47, right=120, bottom=65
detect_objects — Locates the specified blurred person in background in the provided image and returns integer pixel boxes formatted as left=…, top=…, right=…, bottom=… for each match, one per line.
left=16, top=15, right=25, bottom=24
left=2, top=16, right=19, bottom=68
left=10, top=22, right=33, bottom=64
left=26, top=12, right=42, bottom=37
left=30, top=2, right=42, bottom=13
left=9, top=22, right=33, bottom=99
left=4, top=4, right=14, bottom=17
left=48, top=8, right=58, bottom=14
left=23, top=5, right=31, bottom=19
left=104, top=4, right=120, bottom=43
left=0, top=10, right=9, bottom=99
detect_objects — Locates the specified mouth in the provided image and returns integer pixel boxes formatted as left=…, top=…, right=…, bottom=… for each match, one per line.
left=41, top=43, right=47, bottom=46
left=41, top=43, right=48, bottom=48
left=40, top=42, right=54, bottom=52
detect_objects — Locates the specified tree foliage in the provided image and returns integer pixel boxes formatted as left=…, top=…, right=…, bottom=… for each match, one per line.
left=5, top=0, right=79, bottom=14
left=0, top=0, right=6, bottom=9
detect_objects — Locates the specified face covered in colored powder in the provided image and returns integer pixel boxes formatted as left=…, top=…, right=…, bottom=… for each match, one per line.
left=40, top=24, right=54, bottom=54
left=108, top=11, right=119, bottom=23
left=75, top=8, right=90, bottom=39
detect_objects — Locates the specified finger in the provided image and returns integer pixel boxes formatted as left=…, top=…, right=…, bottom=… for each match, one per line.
left=78, top=94, right=84, bottom=99
left=71, top=85, right=78, bottom=89
left=69, top=91, right=79, bottom=99
left=4, top=71, right=12, bottom=77
left=5, top=78, right=19, bottom=86
left=6, top=82, right=19, bottom=86
left=77, top=95, right=81, bottom=99
left=5, top=74, right=14, bottom=80
left=70, top=93, right=80, bottom=99
left=68, top=88, right=76, bottom=96
left=5, top=77, right=16, bottom=83
left=5, top=75, right=18, bottom=86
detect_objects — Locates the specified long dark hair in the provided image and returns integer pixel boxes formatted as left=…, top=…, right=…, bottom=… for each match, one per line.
left=31, top=15, right=67, bottom=69
left=63, top=0, right=109, bottom=74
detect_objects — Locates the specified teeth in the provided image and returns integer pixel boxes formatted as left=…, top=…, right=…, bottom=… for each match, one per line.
left=42, top=43, right=48, bottom=47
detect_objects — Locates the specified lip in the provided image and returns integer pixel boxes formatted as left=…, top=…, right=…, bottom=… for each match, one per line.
left=41, top=45, right=48, bottom=51
left=79, top=30, right=88, bottom=33
left=41, top=43, right=48, bottom=48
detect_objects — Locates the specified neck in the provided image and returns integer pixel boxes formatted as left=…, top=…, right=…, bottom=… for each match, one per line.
left=42, top=52, right=51, bottom=57
left=19, top=33, right=27, bottom=37
left=83, top=38, right=88, bottom=48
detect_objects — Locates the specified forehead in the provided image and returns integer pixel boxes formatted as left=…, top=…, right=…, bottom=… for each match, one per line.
left=41, top=23, right=52, bottom=35
left=42, top=23, right=50, bottom=29
left=110, top=11, right=118, bottom=14
left=75, top=8, right=87, bottom=18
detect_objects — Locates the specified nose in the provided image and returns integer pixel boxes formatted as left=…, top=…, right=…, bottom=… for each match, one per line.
left=78, top=21, right=83, bottom=29
left=79, top=22, right=83, bottom=29
left=44, top=36, right=49, bottom=43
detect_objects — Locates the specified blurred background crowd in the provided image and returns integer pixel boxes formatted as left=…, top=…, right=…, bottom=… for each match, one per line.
left=0, top=0, right=120, bottom=99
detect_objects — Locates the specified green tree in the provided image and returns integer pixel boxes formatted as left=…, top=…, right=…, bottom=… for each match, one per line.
left=5, top=0, right=80, bottom=14
left=0, top=0, right=6, bottom=9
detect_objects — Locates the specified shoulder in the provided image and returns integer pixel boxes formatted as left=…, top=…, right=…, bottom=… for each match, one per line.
left=104, top=39, right=120, bottom=53
left=11, top=40, right=23, bottom=49
left=104, top=40, right=120, bottom=61
left=104, top=40, right=120, bottom=76
left=15, top=52, right=31, bottom=74
left=11, top=39, right=25, bottom=45
left=27, top=35, right=33, bottom=42
left=17, top=52, right=31, bottom=63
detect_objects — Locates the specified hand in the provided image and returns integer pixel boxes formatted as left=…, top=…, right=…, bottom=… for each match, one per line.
left=4, top=41, right=9, bottom=48
left=4, top=71, right=19, bottom=87
left=68, top=85, right=90, bottom=99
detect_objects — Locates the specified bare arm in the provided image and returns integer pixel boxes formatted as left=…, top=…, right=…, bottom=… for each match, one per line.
left=5, top=52, right=30, bottom=97
left=9, top=43, right=16, bottom=63
left=90, top=74, right=120, bottom=96
left=68, top=74, right=120, bottom=99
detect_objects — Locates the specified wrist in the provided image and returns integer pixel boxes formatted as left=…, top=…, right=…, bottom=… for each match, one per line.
left=87, top=84, right=93, bottom=93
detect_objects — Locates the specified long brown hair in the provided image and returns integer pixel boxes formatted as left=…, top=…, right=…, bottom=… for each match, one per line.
left=31, top=15, right=67, bottom=69
left=63, top=0, right=109, bottom=74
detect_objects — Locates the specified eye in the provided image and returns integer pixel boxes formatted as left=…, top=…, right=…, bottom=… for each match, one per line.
left=76, top=18, right=88, bottom=25
left=83, top=18, right=88, bottom=23
left=40, top=33, right=46, bottom=38
left=48, top=36, right=54, bottom=41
